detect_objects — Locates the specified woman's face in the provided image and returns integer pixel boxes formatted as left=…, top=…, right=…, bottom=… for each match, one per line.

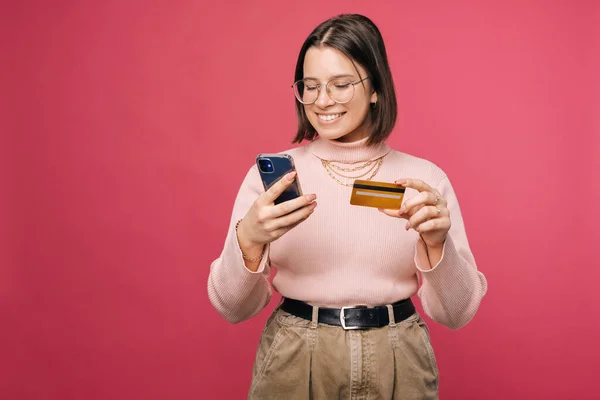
left=302, top=46, right=377, bottom=143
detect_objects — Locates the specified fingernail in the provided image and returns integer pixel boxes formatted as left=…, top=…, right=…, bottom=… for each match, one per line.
left=405, top=222, right=411, bottom=230
left=286, top=172, right=297, bottom=181
left=396, top=179, right=407, bottom=185
left=310, top=202, right=317, bottom=209
left=306, top=194, right=316, bottom=201
left=399, top=207, right=405, bottom=214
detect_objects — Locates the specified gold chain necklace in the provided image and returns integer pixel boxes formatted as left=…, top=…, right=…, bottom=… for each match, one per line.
left=327, top=159, right=377, bottom=172
left=318, top=156, right=385, bottom=186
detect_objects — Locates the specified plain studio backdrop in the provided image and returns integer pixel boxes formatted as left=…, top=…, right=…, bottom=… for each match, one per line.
left=2, top=1, right=599, bottom=399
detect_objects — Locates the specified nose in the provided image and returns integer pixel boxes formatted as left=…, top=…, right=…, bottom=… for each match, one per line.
left=314, top=85, right=335, bottom=108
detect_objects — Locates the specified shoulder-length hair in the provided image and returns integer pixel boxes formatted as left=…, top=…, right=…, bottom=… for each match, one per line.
left=293, top=14, right=397, bottom=145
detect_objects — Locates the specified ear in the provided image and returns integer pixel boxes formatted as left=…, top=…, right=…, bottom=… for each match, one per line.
left=370, top=91, right=378, bottom=105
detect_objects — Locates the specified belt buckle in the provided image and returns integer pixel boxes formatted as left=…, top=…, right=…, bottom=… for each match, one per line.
left=340, top=305, right=367, bottom=330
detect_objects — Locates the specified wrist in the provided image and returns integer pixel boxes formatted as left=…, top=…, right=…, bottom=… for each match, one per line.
left=236, top=219, right=260, bottom=248
left=425, top=242, right=444, bottom=251
left=420, top=234, right=446, bottom=250
left=235, top=219, right=265, bottom=261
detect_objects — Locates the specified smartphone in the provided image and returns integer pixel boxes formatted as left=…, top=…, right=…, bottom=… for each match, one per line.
left=256, top=154, right=303, bottom=205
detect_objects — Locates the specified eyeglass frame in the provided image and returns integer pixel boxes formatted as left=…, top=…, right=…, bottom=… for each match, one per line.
left=291, top=76, right=370, bottom=105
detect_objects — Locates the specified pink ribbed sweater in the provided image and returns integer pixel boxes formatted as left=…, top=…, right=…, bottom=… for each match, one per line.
left=207, top=137, right=487, bottom=329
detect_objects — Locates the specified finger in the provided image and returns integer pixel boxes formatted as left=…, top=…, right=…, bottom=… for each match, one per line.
left=406, top=206, right=449, bottom=230
left=271, top=201, right=317, bottom=231
left=262, top=172, right=297, bottom=205
left=395, top=178, right=435, bottom=194
left=399, top=191, right=438, bottom=214
left=412, top=215, right=451, bottom=234
left=271, top=193, right=317, bottom=218
left=379, top=203, right=425, bottom=219
left=378, top=208, right=404, bottom=218
left=402, top=203, right=426, bottom=218
left=431, top=190, right=447, bottom=207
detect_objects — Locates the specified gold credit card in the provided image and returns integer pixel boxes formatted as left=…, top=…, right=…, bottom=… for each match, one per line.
left=350, top=180, right=405, bottom=210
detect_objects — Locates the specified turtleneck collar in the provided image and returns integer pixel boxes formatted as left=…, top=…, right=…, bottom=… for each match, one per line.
left=306, top=136, right=391, bottom=163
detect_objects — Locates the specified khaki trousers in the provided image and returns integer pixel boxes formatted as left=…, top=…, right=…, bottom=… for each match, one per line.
left=248, top=305, right=439, bottom=400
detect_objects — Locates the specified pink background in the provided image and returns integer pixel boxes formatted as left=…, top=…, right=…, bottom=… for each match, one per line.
left=2, top=1, right=599, bottom=399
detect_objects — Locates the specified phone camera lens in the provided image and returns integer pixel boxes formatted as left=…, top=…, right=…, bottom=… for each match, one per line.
left=258, top=158, right=274, bottom=173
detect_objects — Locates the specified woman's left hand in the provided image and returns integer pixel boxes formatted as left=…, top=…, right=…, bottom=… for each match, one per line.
left=379, top=178, right=451, bottom=250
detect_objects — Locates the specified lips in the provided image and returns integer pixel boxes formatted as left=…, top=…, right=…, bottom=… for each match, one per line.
left=317, top=112, right=345, bottom=122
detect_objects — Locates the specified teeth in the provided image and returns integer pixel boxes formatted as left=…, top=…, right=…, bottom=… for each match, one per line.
left=318, top=113, right=342, bottom=121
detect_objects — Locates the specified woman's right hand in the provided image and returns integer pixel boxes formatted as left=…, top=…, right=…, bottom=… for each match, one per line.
left=236, top=172, right=317, bottom=261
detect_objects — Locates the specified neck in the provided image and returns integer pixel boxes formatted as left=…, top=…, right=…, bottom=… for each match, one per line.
left=333, top=128, right=369, bottom=144
left=307, top=136, right=391, bottom=163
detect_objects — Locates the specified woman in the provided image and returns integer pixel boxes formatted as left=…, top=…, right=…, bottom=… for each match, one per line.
left=208, top=13, right=487, bottom=399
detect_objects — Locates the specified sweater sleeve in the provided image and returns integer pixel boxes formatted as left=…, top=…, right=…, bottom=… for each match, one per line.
left=414, top=175, right=488, bottom=329
left=207, top=165, right=272, bottom=323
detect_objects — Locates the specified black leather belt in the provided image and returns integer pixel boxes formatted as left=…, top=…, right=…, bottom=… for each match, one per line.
left=280, top=297, right=416, bottom=330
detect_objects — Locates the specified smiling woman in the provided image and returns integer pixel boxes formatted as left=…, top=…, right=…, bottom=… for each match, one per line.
left=207, top=13, right=487, bottom=399
left=292, top=16, right=397, bottom=145
left=296, top=46, right=376, bottom=143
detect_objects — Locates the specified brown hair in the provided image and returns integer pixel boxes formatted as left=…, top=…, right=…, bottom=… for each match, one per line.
left=292, top=14, right=397, bottom=145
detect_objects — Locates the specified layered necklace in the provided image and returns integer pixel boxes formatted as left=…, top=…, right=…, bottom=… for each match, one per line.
left=317, top=155, right=385, bottom=186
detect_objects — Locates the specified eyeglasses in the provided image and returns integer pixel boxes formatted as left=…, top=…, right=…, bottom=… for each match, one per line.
left=292, top=77, right=370, bottom=105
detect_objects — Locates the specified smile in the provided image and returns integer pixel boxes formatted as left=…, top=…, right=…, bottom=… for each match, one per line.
left=317, top=113, right=345, bottom=122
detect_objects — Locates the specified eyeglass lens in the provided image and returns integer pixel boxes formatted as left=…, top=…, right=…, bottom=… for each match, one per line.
left=293, top=79, right=356, bottom=104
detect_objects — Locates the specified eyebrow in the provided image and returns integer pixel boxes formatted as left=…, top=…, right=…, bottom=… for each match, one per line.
left=303, top=74, right=356, bottom=80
